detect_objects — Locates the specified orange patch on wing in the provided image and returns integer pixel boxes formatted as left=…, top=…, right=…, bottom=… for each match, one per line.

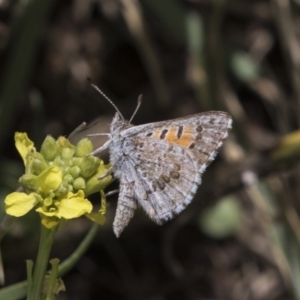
left=164, top=126, right=177, bottom=142
left=152, top=128, right=161, bottom=139
left=165, top=126, right=194, bottom=147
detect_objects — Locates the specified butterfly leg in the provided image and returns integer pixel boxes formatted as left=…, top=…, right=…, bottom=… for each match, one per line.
left=113, top=180, right=137, bottom=237
left=97, top=165, right=114, bottom=179
left=88, top=139, right=111, bottom=156
left=105, top=189, right=119, bottom=197
left=87, top=133, right=111, bottom=137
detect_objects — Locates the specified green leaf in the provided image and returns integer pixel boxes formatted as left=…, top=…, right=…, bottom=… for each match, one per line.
left=231, top=51, right=260, bottom=82
left=199, top=196, right=242, bottom=238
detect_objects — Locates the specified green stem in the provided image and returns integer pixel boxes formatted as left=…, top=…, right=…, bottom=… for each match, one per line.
left=59, top=223, right=99, bottom=276
left=25, top=260, right=34, bottom=289
left=27, top=226, right=56, bottom=300
left=0, top=223, right=99, bottom=300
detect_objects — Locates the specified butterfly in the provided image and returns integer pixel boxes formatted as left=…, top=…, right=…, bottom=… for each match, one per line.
left=88, top=84, right=232, bottom=237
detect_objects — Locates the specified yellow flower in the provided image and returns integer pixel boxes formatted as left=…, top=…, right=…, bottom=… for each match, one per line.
left=5, top=166, right=61, bottom=217
left=5, top=132, right=113, bottom=229
left=6, top=166, right=93, bottom=228
left=36, top=190, right=93, bottom=228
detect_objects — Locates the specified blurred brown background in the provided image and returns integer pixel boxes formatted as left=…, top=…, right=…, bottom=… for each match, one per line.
left=1, top=0, right=300, bottom=299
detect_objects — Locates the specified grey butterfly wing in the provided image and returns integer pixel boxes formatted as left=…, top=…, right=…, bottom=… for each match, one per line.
left=122, top=111, right=232, bottom=223
left=122, top=111, right=231, bottom=138
left=129, top=137, right=200, bottom=223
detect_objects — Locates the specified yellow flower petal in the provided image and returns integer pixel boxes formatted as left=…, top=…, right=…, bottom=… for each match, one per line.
left=85, top=212, right=106, bottom=225
left=56, top=191, right=92, bottom=219
left=15, top=132, right=34, bottom=166
left=37, top=166, right=62, bottom=194
left=5, top=192, right=38, bottom=217
left=36, top=207, right=57, bottom=217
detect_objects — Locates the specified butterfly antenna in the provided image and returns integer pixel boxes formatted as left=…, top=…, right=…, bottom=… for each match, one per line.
left=88, top=79, right=125, bottom=121
left=129, top=94, right=143, bottom=123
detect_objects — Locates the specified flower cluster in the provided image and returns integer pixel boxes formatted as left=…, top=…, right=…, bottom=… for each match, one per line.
left=5, top=133, right=112, bottom=228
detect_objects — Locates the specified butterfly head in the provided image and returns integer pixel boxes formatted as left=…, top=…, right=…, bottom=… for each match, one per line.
left=111, top=112, right=132, bottom=134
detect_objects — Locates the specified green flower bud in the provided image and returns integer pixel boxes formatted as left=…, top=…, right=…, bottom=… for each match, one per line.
left=53, top=157, right=65, bottom=169
left=55, top=180, right=69, bottom=198
left=19, top=174, right=38, bottom=191
left=31, top=153, right=49, bottom=175
left=63, top=166, right=70, bottom=175
left=73, top=177, right=86, bottom=190
left=33, top=192, right=43, bottom=204
left=40, top=136, right=58, bottom=162
left=85, top=162, right=112, bottom=196
left=75, top=138, right=94, bottom=157
left=57, top=136, right=75, bottom=150
left=68, top=184, right=73, bottom=192
left=44, top=198, right=53, bottom=207
left=61, top=148, right=75, bottom=160
left=47, top=191, right=55, bottom=199
left=63, top=174, right=73, bottom=184
left=79, top=156, right=100, bottom=179
left=69, top=165, right=81, bottom=178
left=72, top=158, right=83, bottom=169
